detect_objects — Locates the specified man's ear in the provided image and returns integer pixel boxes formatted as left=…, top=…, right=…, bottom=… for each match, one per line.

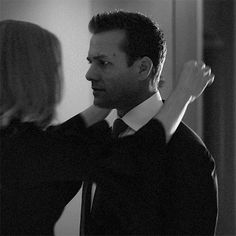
left=138, top=56, right=153, bottom=80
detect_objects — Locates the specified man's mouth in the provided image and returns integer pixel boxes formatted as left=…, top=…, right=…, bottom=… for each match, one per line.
left=92, top=88, right=105, bottom=96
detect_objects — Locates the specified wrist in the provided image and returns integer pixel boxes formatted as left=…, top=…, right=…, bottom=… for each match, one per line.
left=172, top=86, right=193, bottom=105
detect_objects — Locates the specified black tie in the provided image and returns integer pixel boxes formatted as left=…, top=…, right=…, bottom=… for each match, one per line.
left=80, top=181, right=92, bottom=235
left=112, top=118, right=128, bottom=138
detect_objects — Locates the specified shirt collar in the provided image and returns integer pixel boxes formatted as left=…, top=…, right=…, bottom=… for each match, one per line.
left=106, top=92, right=163, bottom=131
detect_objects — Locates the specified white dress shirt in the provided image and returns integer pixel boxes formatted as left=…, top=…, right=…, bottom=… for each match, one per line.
left=109, top=92, right=163, bottom=137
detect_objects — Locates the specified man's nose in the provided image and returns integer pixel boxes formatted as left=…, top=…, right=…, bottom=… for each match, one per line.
left=86, top=64, right=99, bottom=81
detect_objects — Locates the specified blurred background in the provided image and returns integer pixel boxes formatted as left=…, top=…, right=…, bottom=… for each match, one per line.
left=0, top=0, right=235, bottom=235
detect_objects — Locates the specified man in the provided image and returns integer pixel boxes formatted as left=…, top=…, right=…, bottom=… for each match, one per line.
left=81, top=10, right=217, bottom=235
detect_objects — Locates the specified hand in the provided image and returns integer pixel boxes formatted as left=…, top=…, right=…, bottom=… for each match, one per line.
left=176, top=60, right=215, bottom=102
left=80, top=105, right=111, bottom=127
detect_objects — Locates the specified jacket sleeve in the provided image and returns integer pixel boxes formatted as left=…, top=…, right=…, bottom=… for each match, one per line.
left=18, top=114, right=110, bottom=184
left=164, top=124, right=218, bottom=235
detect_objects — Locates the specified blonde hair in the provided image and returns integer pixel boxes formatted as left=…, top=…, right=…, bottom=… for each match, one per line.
left=0, top=20, right=63, bottom=128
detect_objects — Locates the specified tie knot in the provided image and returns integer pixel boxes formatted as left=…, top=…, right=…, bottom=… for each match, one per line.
left=112, top=118, right=128, bottom=138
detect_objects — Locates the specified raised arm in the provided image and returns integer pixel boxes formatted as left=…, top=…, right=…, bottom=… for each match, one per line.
left=80, top=105, right=111, bottom=127
left=155, top=60, right=214, bottom=142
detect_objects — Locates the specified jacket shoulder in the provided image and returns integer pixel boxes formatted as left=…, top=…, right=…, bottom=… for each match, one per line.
left=167, top=122, right=215, bottom=171
left=169, top=122, right=208, bottom=151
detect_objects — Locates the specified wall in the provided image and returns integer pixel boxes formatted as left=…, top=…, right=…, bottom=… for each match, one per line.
left=203, top=0, right=236, bottom=234
left=234, top=0, right=236, bottom=234
left=174, top=0, right=203, bottom=137
left=234, top=1, right=236, bottom=231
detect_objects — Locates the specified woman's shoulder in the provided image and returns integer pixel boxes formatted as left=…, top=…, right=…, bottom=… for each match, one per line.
left=0, top=120, right=48, bottom=159
left=0, top=119, right=41, bottom=139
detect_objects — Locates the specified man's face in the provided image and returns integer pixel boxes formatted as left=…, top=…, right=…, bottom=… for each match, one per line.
left=86, top=30, right=140, bottom=110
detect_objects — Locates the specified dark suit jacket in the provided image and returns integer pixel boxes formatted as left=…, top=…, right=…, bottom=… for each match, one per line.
left=81, top=119, right=218, bottom=235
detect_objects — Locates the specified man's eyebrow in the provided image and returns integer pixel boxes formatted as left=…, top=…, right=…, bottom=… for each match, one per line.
left=87, top=55, right=110, bottom=61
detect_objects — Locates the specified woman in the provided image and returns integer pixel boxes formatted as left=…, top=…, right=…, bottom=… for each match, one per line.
left=0, top=19, right=111, bottom=235
left=0, top=20, right=213, bottom=235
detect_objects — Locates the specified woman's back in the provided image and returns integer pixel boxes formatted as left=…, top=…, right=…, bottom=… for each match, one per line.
left=1, top=118, right=85, bottom=235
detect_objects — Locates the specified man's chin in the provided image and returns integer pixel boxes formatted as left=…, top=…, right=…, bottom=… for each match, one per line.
left=93, top=99, right=112, bottom=109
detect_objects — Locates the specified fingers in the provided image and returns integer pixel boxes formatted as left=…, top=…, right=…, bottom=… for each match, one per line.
left=203, top=66, right=211, bottom=76
left=202, top=65, right=214, bottom=83
left=207, top=73, right=215, bottom=86
left=179, top=60, right=215, bottom=101
left=193, top=60, right=214, bottom=85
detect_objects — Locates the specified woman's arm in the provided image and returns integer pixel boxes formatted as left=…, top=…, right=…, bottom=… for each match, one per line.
left=80, top=105, right=111, bottom=127
left=155, top=60, right=214, bottom=142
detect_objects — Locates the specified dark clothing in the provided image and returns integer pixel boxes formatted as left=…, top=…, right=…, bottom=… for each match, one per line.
left=0, top=114, right=217, bottom=235
left=0, top=115, right=109, bottom=235
left=81, top=120, right=218, bottom=235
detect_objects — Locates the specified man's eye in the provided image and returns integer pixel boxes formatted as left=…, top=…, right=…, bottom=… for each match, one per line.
left=100, top=61, right=110, bottom=66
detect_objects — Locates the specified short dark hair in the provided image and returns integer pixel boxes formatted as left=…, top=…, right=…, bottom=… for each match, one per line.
left=89, top=10, right=167, bottom=72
